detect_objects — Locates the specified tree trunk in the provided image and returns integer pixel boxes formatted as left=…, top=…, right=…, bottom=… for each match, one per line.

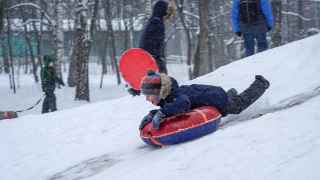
left=68, top=0, right=83, bottom=87
left=128, top=1, right=134, bottom=48
left=54, top=0, right=64, bottom=79
left=1, top=37, right=10, bottom=73
left=0, top=0, right=8, bottom=74
left=192, top=0, right=210, bottom=78
left=31, top=4, right=42, bottom=69
left=0, top=0, right=6, bottom=33
left=74, top=18, right=90, bottom=101
left=104, top=0, right=121, bottom=85
left=297, top=0, right=304, bottom=38
left=145, top=0, right=152, bottom=20
left=99, top=32, right=109, bottom=88
left=271, top=0, right=282, bottom=48
left=73, top=0, right=92, bottom=101
left=6, top=10, right=16, bottom=93
left=20, top=7, right=39, bottom=83
left=24, top=45, right=29, bottom=74
left=75, top=0, right=99, bottom=101
left=208, top=35, right=213, bottom=72
left=123, top=1, right=130, bottom=50
left=75, top=32, right=90, bottom=101
left=175, top=0, right=193, bottom=80
left=67, top=30, right=80, bottom=87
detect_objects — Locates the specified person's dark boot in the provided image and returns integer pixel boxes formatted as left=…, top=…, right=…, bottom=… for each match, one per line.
left=255, top=75, right=270, bottom=89
left=224, top=75, right=270, bottom=115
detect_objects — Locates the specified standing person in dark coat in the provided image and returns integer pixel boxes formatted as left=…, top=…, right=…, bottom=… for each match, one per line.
left=128, top=0, right=176, bottom=96
left=139, top=70, right=270, bottom=130
left=231, top=0, right=274, bottom=57
left=41, top=55, right=65, bottom=114
left=139, top=0, right=176, bottom=74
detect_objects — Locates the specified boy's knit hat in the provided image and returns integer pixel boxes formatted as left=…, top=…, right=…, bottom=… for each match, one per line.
left=141, top=70, right=161, bottom=96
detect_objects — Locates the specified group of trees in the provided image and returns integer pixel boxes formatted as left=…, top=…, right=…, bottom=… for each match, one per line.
left=0, top=0, right=319, bottom=101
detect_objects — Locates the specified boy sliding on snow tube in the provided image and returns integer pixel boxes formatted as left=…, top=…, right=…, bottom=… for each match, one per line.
left=139, top=70, right=270, bottom=130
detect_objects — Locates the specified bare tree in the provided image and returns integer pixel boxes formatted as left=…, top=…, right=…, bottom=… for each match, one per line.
left=271, top=0, right=282, bottom=48
left=73, top=0, right=99, bottom=101
left=6, top=7, right=16, bottom=93
left=19, top=2, right=39, bottom=83
left=99, top=33, right=109, bottom=88
left=53, top=0, right=64, bottom=79
left=175, top=0, right=193, bottom=80
left=68, top=25, right=81, bottom=87
left=145, top=0, right=152, bottom=20
left=0, top=0, right=5, bottom=33
left=104, top=0, right=121, bottom=85
left=123, top=0, right=135, bottom=50
left=192, top=0, right=209, bottom=78
left=0, top=0, right=9, bottom=74
left=1, top=33, right=10, bottom=74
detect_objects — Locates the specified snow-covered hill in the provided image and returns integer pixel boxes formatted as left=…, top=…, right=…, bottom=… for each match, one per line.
left=1, top=35, right=320, bottom=180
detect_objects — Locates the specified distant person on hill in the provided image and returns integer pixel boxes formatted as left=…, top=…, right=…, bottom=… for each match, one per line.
left=41, top=55, right=65, bottom=114
left=139, top=70, right=270, bottom=130
left=231, top=0, right=274, bottom=57
left=128, top=0, right=176, bottom=96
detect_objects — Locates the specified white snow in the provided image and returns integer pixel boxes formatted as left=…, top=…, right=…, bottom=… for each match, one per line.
left=1, top=34, right=320, bottom=180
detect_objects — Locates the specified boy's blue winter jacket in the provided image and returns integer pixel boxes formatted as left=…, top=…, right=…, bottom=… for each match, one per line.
left=231, top=0, right=274, bottom=33
left=158, top=78, right=228, bottom=117
left=139, top=1, right=168, bottom=61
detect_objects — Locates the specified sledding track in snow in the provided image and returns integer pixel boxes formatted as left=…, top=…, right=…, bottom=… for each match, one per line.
left=47, top=154, right=119, bottom=180
left=220, top=85, right=320, bottom=128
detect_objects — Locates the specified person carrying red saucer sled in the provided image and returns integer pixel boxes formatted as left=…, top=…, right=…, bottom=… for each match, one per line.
left=139, top=70, right=270, bottom=130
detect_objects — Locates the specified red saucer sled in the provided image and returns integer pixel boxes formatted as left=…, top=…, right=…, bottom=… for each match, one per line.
left=119, top=48, right=159, bottom=90
left=0, top=111, right=18, bottom=120
left=140, top=106, right=222, bottom=147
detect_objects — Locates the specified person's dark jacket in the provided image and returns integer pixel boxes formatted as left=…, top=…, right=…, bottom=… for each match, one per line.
left=41, top=55, right=64, bottom=94
left=41, top=66, right=64, bottom=94
left=231, top=0, right=274, bottom=34
left=139, top=0, right=168, bottom=62
left=157, top=77, right=228, bottom=117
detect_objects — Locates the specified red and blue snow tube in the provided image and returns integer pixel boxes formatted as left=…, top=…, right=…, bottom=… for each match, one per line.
left=140, top=106, right=222, bottom=147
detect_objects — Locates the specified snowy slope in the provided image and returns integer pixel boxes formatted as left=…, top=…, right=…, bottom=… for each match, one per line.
left=1, top=34, right=320, bottom=180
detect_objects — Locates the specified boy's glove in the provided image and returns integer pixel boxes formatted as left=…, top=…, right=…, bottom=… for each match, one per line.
left=139, top=114, right=153, bottom=130
left=128, top=88, right=141, bottom=96
left=152, top=111, right=166, bottom=130
left=139, top=110, right=158, bottom=130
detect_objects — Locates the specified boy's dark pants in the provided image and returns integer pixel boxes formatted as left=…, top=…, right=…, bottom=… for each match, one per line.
left=42, top=91, right=57, bottom=114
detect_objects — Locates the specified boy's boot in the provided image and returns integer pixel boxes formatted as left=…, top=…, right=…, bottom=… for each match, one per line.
left=225, top=75, right=269, bottom=115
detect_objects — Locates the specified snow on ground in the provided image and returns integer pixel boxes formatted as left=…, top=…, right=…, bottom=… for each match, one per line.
left=0, top=34, right=320, bottom=180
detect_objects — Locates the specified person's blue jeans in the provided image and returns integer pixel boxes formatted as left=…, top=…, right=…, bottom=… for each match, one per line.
left=243, top=32, right=268, bottom=57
